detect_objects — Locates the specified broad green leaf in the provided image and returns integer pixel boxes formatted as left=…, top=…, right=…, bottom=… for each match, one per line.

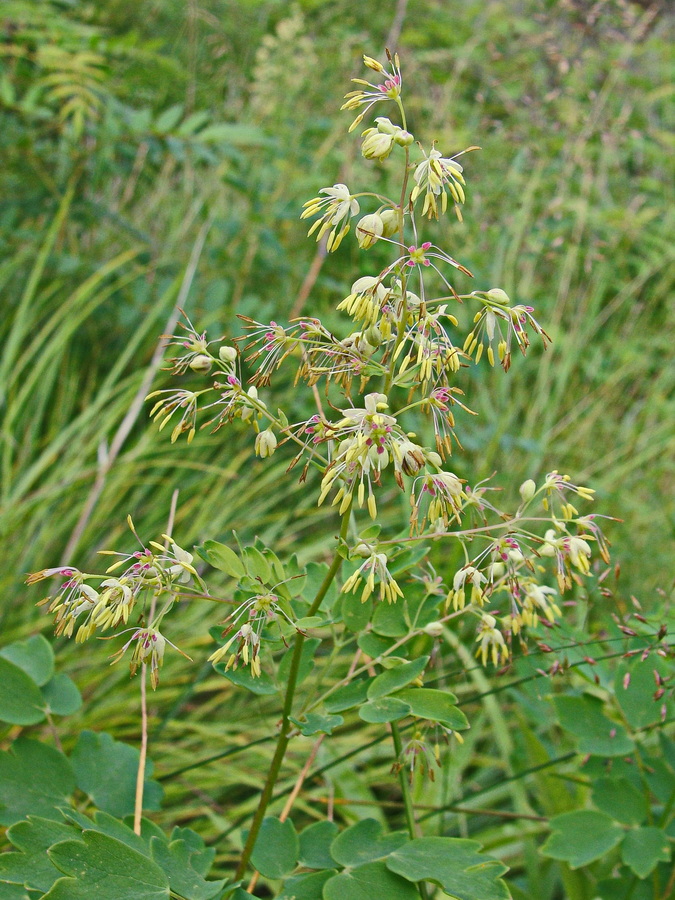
left=0, top=816, right=76, bottom=893
left=167, top=826, right=214, bottom=875
left=298, top=821, right=339, bottom=869
left=621, top=826, right=671, bottom=878
left=596, top=871, right=654, bottom=900
left=295, top=616, right=326, bottom=629
left=340, top=592, right=373, bottom=633
left=660, top=733, right=675, bottom=773
left=394, top=688, right=467, bottom=730
left=359, top=697, right=411, bottom=724
left=215, top=662, right=277, bottom=695
left=324, top=861, right=418, bottom=900
left=45, top=831, right=169, bottom=899
left=387, top=837, right=510, bottom=900
left=289, top=713, right=343, bottom=736
left=371, top=597, right=408, bottom=637
left=0, top=739, right=75, bottom=826
left=324, top=679, right=371, bottom=713
left=367, top=657, right=429, bottom=700
left=242, top=546, right=271, bottom=584
left=554, top=695, right=633, bottom=756
left=278, top=870, right=334, bottom=899
left=302, top=562, right=338, bottom=609
left=40, top=674, right=82, bottom=716
left=61, top=810, right=147, bottom=856
left=615, top=659, right=675, bottom=729
left=277, top=638, right=320, bottom=688
left=0, top=658, right=46, bottom=726
left=250, top=817, right=298, bottom=879
left=541, top=810, right=624, bottom=868
left=357, top=632, right=395, bottom=658
left=70, top=731, right=162, bottom=818
left=389, top=545, right=431, bottom=576
left=150, top=836, right=226, bottom=900
left=200, top=541, right=245, bottom=578
left=643, top=756, right=675, bottom=804
left=0, top=883, right=31, bottom=898
left=0, top=635, right=54, bottom=686
left=592, top=776, right=647, bottom=825
left=329, top=819, right=407, bottom=867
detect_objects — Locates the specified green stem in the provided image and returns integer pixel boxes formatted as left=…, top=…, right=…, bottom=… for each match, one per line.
left=391, top=721, right=430, bottom=900
left=234, top=507, right=351, bottom=881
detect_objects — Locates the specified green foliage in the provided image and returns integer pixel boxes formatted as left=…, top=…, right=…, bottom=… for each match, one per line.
left=1, top=2, right=673, bottom=899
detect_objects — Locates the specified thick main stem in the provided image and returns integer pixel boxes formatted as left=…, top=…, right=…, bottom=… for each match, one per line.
left=234, top=508, right=351, bottom=881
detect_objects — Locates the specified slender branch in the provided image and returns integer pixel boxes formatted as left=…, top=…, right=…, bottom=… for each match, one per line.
left=391, top=722, right=429, bottom=900
left=134, top=666, right=148, bottom=836
left=234, top=507, right=351, bottom=881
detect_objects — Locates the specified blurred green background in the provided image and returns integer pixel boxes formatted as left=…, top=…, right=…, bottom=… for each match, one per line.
left=1, top=0, right=673, bottom=892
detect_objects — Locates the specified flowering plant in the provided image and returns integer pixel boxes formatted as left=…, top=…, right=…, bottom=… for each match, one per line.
left=26, top=51, right=616, bottom=897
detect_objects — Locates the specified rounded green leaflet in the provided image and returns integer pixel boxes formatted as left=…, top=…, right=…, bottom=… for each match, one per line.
left=324, top=861, right=418, bottom=900
left=621, top=826, right=671, bottom=879
left=0, top=738, right=75, bottom=826
left=393, top=688, right=467, bottom=730
left=44, top=831, right=170, bottom=899
left=367, top=656, right=429, bottom=700
left=250, top=817, right=299, bottom=879
left=542, top=810, right=624, bottom=868
left=69, top=730, right=162, bottom=818
left=329, top=819, right=408, bottom=867
left=298, top=820, right=339, bottom=869
left=40, top=674, right=82, bottom=716
left=0, top=657, right=46, bottom=726
left=200, top=540, right=245, bottom=578
left=358, top=696, right=411, bottom=723
left=386, top=837, right=510, bottom=900
left=0, top=635, right=54, bottom=687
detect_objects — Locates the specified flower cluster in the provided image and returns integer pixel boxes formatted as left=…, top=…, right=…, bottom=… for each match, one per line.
left=208, top=586, right=299, bottom=678
left=411, top=146, right=473, bottom=221
left=28, top=521, right=196, bottom=687
left=342, top=548, right=403, bottom=604
left=301, top=184, right=360, bottom=252
left=463, top=289, right=551, bottom=372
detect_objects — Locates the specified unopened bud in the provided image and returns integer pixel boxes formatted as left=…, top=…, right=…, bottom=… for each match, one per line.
left=219, top=345, right=237, bottom=363
left=379, top=208, right=399, bottom=238
left=519, top=479, right=536, bottom=502
left=394, top=129, right=414, bottom=146
left=189, top=354, right=212, bottom=373
left=486, top=288, right=510, bottom=305
left=423, top=621, right=444, bottom=637
left=356, top=213, right=384, bottom=249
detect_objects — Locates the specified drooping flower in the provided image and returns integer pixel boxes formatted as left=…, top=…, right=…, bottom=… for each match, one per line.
left=475, top=613, right=509, bottom=666
left=341, top=551, right=404, bottom=604
left=255, top=428, right=278, bottom=458
left=411, top=146, right=473, bottom=220
left=463, top=289, right=550, bottom=372
left=410, top=470, right=466, bottom=532
left=301, top=184, right=360, bottom=252
left=446, top=566, right=487, bottom=611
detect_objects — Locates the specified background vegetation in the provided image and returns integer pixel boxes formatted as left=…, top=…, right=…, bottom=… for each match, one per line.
left=0, top=1, right=673, bottom=898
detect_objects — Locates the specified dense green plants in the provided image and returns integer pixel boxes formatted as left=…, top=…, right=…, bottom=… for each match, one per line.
left=2, top=44, right=673, bottom=899
left=1, top=2, right=673, bottom=899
